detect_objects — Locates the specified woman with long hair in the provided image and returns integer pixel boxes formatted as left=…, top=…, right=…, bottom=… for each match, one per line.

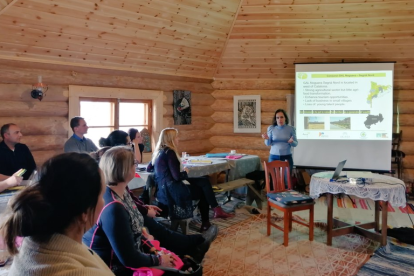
left=262, top=109, right=298, bottom=172
left=1, top=153, right=113, bottom=276
left=99, top=130, right=142, bottom=164
left=83, top=146, right=194, bottom=276
left=128, top=128, right=144, bottom=163
left=152, top=128, right=233, bottom=232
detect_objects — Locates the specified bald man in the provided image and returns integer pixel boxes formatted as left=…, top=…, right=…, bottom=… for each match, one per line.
left=0, top=123, right=36, bottom=180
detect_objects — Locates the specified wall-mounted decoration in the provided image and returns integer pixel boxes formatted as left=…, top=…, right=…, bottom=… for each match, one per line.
left=140, top=128, right=151, bottom=152
left=233, top=95, right=261, bottom=133
left=173, top=90, right=191, bottom=125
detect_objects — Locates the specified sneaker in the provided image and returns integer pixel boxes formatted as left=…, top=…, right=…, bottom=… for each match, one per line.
left=193, top=225, right=219, bottom=263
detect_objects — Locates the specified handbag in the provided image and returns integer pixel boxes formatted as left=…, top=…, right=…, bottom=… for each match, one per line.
left=133, top=255, right=202, bottom=276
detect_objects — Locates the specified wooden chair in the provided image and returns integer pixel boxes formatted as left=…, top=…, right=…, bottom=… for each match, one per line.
left=264, top=160, right=314, bottom=246
left=391, top=130, right=405, bottom=179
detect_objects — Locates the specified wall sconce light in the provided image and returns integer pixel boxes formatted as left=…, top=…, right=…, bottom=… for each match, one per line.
left=31, top=75, right=48, bottom=101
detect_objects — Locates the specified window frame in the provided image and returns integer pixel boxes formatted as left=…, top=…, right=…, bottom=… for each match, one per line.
left=68, top=86, right=163, bottom=152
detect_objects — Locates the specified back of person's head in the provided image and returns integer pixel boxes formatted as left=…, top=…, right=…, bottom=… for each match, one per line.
left=90, top=146, right=112, bottom=163
left=70, top=116, right=84, bottom=132
left=99, top=130, right=129, bottom=147
left=1, top=153, right=102, bottom=254
left=272, top=109, right=289, bottom=126
left=99, top=146, right=134, bottom=186
left=128, top=128, right=139, bottom=141
left=0, top=123, right=16, bottom=140
left=152, top=128, right=179, bottom=164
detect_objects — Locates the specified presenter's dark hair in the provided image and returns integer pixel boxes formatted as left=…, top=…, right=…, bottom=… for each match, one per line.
left=99, top=130, right=129, bottom=147
left=272, top=109, right=289, bottom=126
left=1, top=153, right=102, bottom=254
left=1, top=123, right=16, bottom=139
left=70, top=116, right=85, bottom=132
left=128, top=128, right=139, bottom=141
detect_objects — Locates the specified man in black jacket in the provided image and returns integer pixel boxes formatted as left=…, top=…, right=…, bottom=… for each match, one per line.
left=0, top=123, right=36, bottom=180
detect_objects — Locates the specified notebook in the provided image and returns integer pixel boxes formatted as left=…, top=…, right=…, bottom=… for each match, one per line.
left=331, top=160, right=347, bottom=180
left=267, top=191, right=313, bottom=205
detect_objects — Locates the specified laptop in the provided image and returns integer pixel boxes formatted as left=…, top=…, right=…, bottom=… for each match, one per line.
left=331, top=160, right=347, bottom=180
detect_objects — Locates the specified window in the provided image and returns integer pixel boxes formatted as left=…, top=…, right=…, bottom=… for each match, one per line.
left=79, top=98, right=152, bottom=150
left=68, top=85, right=163, bottom=156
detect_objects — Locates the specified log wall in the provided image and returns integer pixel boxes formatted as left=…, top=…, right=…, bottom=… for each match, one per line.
left=0, top=61, right=215, bottom=166
left=210, top=83, right=414, bottom=182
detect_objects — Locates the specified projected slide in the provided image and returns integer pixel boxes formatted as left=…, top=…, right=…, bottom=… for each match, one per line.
left=294, top=63, right=394, bottom=171
left=296, top=71, right=393, bottom=140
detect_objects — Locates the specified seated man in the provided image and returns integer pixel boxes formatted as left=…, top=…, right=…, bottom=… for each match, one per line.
left=64, top=116, right=98, bottom=153
left=0, top=123, right=36, bottom=180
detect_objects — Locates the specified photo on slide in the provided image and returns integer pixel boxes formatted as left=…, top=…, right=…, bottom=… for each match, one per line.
left=330, top=117, right=351, bottom=130
left=304, top=116, right=325, bottom=130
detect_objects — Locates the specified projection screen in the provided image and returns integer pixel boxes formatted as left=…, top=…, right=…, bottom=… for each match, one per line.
left=294, top=63, right=394, bottom=171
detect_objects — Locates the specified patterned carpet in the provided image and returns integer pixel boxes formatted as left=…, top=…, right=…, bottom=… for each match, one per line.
left=357, top=239, right=414, bottom=276
left=203, top=214, right=379, bottom=276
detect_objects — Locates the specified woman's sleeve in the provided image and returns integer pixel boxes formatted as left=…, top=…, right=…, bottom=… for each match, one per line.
left=100, top=203, right=160, bottom=268
left=166, top=150, right=188, bottom=181
left=291, top=127, right=298, bottom=147
left=264, top=126, right=272, bottom=146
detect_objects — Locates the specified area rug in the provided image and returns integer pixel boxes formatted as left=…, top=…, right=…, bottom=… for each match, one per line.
left=203, top=214, right=379, bottom=276
left=357, top=239, right=414, bottom=276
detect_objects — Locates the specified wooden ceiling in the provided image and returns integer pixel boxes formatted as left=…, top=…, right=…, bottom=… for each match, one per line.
left=0, top=0, right=413, bottom=82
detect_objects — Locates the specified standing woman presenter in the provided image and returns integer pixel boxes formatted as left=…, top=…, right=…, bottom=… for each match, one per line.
left=262, top=109, right=298, bottom=173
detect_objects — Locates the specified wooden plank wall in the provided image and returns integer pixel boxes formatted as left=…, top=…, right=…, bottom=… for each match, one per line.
left=209, top=89, right=290, bottom=161
left=210, top=84, right=414, bottom=182
left=0, top=84, right=68, bottom=166
left=0, top=62, right=215, bottom=166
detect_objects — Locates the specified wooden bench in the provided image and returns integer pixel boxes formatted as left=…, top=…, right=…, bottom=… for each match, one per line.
left=215, top=178, right=260, bottom=204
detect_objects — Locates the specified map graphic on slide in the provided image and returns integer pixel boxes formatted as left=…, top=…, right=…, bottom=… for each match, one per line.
left=367, top=81, right=391, bottom=107
left=364, top=113, right=383, bottom=129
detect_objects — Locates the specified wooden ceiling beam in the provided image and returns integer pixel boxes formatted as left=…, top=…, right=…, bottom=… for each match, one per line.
left=0, top=0, right=17, bottom=16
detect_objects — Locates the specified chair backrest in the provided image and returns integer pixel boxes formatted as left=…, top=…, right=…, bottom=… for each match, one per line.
left=263, top=160, right=291, bottom=193
left=392, top=130, right=402, bottom=151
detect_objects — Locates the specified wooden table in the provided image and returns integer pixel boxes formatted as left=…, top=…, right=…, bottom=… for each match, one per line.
left=310, top=172, right=406, bottom=246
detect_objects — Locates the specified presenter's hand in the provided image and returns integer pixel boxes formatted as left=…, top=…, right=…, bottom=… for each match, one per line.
left=288, top=136, right=294, bottom=143
left=183, top=167, right=190, bottom=173
left=261, top=133, right=269, bottom=139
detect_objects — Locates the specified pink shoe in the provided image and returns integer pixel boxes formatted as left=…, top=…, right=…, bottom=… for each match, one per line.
left=213, top=206, right=235, bottom=219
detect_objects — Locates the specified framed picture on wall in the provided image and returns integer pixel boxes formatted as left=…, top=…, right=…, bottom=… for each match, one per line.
left=233, top=95, right=261, bottom=133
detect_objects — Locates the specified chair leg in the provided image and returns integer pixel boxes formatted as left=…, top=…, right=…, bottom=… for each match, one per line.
left=179, top=219, right=189, bottom=235
left=283, top=210, right=289, bottom=246
left=309, top=206, right=314, bottom=241
left=170, top=220, right=179, bottom=232
left=288, top=211, right=293, bottom=232
left=267, top=203, right=271, bottom=236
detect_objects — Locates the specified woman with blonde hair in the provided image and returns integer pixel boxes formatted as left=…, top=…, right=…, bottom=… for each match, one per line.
left=84, top=146, right=184, bottom=276
left=151, top=128, right=233, bottom=232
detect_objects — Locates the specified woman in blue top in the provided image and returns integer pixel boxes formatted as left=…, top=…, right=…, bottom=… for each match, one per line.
left=262, top=109, right=298, bottom=172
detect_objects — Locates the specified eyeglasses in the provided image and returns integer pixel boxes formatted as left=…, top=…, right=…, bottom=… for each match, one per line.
left=133, top=160, right=139, bottom=166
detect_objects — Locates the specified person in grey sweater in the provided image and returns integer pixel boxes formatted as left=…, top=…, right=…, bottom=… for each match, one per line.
left=2, top=153, right=114, bottom=276
left=64, top=116, right=98, bottom=153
